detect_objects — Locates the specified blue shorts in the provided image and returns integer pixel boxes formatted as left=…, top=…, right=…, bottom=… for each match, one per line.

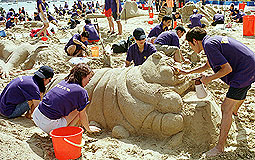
left=7, top=101, right=30, bottom=118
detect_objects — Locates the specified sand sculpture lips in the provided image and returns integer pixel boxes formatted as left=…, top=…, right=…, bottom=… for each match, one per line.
left=85, top=52, right=192, bottom=139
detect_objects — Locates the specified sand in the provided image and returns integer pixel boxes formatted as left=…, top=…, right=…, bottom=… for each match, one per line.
left=0, top=3, right=255, bottom=160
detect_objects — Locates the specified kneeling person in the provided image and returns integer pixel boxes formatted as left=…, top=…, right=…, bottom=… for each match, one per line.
left=65, top=31, right=90, bottom=57
left=33, top=63, right=101, bottom=134
left=154, top=26, right=188, bottom=62
left=0, top=66, right=54, bottom=119
left=126, top=28, right=157, bottom=67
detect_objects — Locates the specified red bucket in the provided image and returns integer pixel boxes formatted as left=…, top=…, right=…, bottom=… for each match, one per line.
left=50, top=126, right=84, bottom=160
left=239, top=3, right=245, bottom=10
left=243, top=15, right=255, bottom=36
left=149, top=13, right=154, bottom=18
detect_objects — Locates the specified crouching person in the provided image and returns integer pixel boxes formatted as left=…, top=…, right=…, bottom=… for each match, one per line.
left=33, top=63, right=101, bottom=134
left=0, top=66, right=54, bottom=119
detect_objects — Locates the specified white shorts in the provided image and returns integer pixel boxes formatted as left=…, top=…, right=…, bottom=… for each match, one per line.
left=39, top=12, right=49, bottom=23
left=33, top=107, right=67, bottom=134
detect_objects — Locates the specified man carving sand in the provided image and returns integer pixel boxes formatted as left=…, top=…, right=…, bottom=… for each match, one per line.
left=178, top=27, right=255, bottom=157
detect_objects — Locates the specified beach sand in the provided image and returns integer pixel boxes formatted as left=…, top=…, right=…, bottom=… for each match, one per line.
left=0, top=3, right=255, bottom=160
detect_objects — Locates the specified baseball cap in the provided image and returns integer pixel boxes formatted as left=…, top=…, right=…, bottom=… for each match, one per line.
left=133, top=28, right=146, bottom=40
left=34, top=66, right=54, bottom=79
left=193, top=9, right=198, bottom=13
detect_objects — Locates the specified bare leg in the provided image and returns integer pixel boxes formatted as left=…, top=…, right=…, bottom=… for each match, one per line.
left=116, top=21, right=122, bottom=35
left=107, top=16, right=114, bottom=32
left=37, top=22, right=49, bottom=38
left=206, top=97, right=241, bottom=157
left=173, top=49, right=181, bottom=62
left=64, top=109, right=80, bottom=126
left=66, top=45, right=77, bottom=56
left=232, top=100, right=245, bottom=116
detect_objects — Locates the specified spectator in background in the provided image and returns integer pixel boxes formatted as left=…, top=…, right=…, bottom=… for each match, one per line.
left=232, top=9, right=245, bottom=23
left=187, top=9, right=205, bottom=28
left=229, top=3, right=235, bottom=16
left=104, top=0, right=114, bottom=34
left=212, top=11, right=224, bottom=26
left=111, top=0, right=122, bottom=35
left=34, top=12, right=41, bottom=21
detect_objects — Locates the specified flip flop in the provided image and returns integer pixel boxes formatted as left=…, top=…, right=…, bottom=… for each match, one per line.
left=110, top=31, right=116, bottom=35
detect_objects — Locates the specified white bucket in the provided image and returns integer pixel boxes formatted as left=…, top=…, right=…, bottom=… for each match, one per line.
left=195, top=84, right=208, bottom=99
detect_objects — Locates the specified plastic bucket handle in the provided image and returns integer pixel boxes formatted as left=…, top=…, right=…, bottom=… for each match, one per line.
left=63, top=138, right=85, bottom=148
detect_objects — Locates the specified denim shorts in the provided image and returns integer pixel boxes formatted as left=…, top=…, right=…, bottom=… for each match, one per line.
left=7, top=101, right=30, bottom=118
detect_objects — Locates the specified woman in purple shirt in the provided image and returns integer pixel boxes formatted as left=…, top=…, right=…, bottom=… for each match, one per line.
left=33, top=63, right=101, bottom=134
left=36, top=0, right=49, bottom=38
left=180, top=27, right=255, bottom=157
left=0, top=66, right=54, bottom=119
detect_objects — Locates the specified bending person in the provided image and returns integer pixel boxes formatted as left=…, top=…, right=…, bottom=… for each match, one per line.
left=0, top=66, right=54, bottom=119
left=33, top=63, right=101, bottom=134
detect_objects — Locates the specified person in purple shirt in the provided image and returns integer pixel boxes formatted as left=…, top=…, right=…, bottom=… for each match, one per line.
left=78, top=0, right=83, bottom=10
left=33, top=63, right=101, bottom=134
left=111, top=0, right=122, bottom=35
left=212, top=11, right=224, bottom=26
left=0, top=66, right=54, bottom=119
left=6, top=16, right=15, bottom=29
left=104, top=0, right=114, bottom=34
left=64, top=2, right=69, bottom=9
left=187, top=9, right=205, bottom=28
left=47, top=13, right=58, bottom=25
left=6, top=9, right=14, bottom=20
left=126, top=28, right=157, bottom=67
left=37, top=0, right=49, bottom=38
left=180, top=27, right=255, bottom=157
left=233, top=9, right=245, bottom=23
left=83, top=19, right=100, bottom=43
left=65, top=31, right=90, bottom=57
left=229, top=3, right=236, bottom=17
left=34, top=12, right=41, bottom=21
left=148, top=15, right=172, bottom=44
left=154, top=26, right=188, bottom=62
left=0, top=16, right=6, bottom=26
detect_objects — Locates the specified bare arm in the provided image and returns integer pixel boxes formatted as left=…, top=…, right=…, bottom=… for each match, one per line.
left=201, top=62, right=232, bottom=84
left=79, top=109, right=91, bottom=132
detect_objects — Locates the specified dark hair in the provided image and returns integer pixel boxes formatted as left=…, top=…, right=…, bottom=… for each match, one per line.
left=175, top=12, right=180, bottom=15
left=85, top=19, right=91, bottom=24
left=81, top=31, right=90, bottom=38
left=162, top=15, right=172, bottom=22
left=33, top=75, right=46, bottom=93
left=186, top=27, right=207, bottom=45
left=175, top=26, right=186, bottom=33
left=64, top=63, right=93, bottom=86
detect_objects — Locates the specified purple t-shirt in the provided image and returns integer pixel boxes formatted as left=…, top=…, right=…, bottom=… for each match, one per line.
left=34, top=14, right=41, bottom=21
left=213, top=13, right=224, bottom=22
left=190, top=13, right=203, bottom=28
left=37, top=0, right=46, bottom=13
left=48, top=15, right=58, bottom=23
left=6, top=19, right=14, bottom=29
left=6, top=11, right=13, bottom=20
left=105, top=0, right=111, bottom=10
left=126, top=41, right=157, bottom=66
left=38, top=80, right=89, bottom=119
left=154, top=31, right=180, bottom=48
left=84, top=23, right=99, bottom=41
left=148, top=22, right=168, bottom=38
left=202, top=35, right=255, bottom=88
left=111, top=0, right=122, bottom=13
left=65, top=34, right=88, bottom=49
left=0, top=76, right=41, bottom=116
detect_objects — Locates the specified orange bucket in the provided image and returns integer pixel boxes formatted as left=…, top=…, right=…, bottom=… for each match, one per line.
left=243, top=15, right=255, bottom=36
left=91, top=46, right=99, bottom=57
left=149, top=13, right=154, bottom=18
left=50, top=126, right=84, bottom=160
left=148, top=20, right=153, bottom=25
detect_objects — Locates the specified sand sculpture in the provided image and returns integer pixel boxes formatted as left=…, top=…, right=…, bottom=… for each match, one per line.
left=120, top=1, right=147, bottom=20
left=47, top=52, right=221, bottom=147
left=0, top=41, right=47, bottom=77
left=179, top=2, right=216, bottom=25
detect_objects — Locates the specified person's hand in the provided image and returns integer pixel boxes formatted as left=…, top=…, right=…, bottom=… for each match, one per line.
left=151, top=37, right=157, bottom=44
left=87, top=126, right=101, bottom=133
left=173, top=67, right=191, bottom=75
left=200, top=75, right=212, bottom=85
left=183, top=58, right=191, bottom=64
left=81, top=44, right=87, bottom=50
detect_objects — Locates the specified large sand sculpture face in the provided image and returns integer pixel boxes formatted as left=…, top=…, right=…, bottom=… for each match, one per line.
left=85, top=52, right=192, bottom=139
left=47, top=52, right=220, bottom=147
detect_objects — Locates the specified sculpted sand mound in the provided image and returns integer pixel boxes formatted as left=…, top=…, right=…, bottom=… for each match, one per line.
left=121, top=1, right=147, bottom=20
left=47, top=52, right=221, bottom=147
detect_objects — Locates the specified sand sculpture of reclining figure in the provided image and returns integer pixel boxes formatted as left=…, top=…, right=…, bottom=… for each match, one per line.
left=47, top=52, right=221, bottom=147
left=0, top=40, right=47, bottom=78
